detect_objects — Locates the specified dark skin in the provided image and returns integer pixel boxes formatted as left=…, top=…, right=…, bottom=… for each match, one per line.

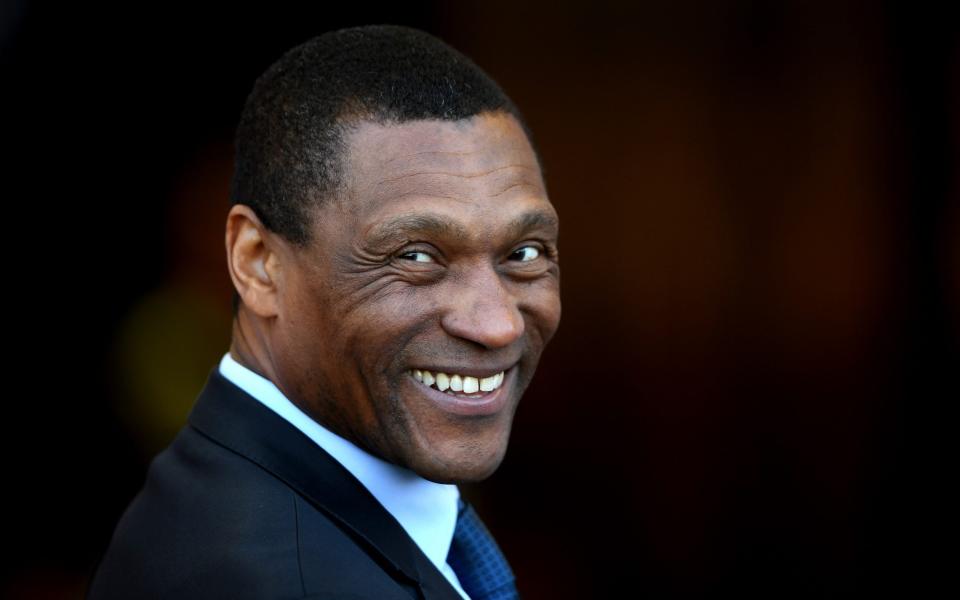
left=225, top=112, right=561, bottom=483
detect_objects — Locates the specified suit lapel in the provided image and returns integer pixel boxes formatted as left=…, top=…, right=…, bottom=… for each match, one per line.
left=187, top=367, right=463, bottom=600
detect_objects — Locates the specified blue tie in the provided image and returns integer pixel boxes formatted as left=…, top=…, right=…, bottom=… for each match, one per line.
left=447, top=499, right=520, bottom=600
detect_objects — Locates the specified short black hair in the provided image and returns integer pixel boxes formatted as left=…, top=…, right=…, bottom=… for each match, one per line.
left=228, top=25, right=531, bottom=315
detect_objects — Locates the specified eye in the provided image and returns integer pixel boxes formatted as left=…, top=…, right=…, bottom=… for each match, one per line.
left=399, top=250, right=435, bottom=263
left=510, top=246, right=541, bottom=262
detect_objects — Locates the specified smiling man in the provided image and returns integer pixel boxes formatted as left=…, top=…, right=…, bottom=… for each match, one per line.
left=89, top=25, right=560, bottom=600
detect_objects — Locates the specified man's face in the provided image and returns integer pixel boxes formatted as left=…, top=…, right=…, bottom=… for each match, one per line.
left=270, top=112, right=560, bottom=483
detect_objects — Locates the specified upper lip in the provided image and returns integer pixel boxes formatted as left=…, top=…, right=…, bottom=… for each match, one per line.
left=409, top=364, right=516, bottom=378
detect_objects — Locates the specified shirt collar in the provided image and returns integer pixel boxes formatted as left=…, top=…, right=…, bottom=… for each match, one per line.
left=217, top=352, right=461, bottom=576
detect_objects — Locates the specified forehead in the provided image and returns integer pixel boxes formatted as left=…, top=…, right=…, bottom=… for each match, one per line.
left=338, top=113, right=549, bottom=222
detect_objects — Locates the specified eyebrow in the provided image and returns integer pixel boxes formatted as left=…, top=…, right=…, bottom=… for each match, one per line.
left=363, top=209, right=558, bottom=249
left=507, top=210, right=559, bottom=238
left=364, top=214, right=470, bottom=249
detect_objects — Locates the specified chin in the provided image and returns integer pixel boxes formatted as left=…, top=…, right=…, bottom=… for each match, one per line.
left=412, top=440, right=510, bottom=484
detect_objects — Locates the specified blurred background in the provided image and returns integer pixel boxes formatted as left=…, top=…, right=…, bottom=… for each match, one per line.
left=3, top=1, right=957, bottom=598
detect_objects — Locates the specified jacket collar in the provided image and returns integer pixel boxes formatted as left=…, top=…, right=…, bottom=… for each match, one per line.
left=187, top=367, right=462, bottom=600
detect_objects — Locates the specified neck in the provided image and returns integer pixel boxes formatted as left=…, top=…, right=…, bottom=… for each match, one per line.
left=229, top=308, right=279, bottom=385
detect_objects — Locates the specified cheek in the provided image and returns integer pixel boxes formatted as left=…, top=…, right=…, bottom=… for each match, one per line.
left=339, top=289, right=440, bottom=367
left=520, top=281, right=562, bottom=342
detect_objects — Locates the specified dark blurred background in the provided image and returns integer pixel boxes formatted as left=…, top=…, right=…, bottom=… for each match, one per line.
left=3, top=1, right=957, bottom=598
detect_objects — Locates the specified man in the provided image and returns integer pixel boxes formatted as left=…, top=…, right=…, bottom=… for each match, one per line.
left=89, top=25, right=560, bottom=600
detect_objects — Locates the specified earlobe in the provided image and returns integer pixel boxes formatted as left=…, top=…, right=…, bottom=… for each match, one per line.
left=225, top=205, right=280, bottom=318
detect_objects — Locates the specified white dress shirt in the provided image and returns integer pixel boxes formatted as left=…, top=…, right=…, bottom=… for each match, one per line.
left=218, top=352, right=470, bottom=599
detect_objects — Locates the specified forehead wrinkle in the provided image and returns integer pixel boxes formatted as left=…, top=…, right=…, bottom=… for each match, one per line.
left=490, top=181, right=544, bottom=198
left=379, top=150, right=478, bottom=167
left=374, top=164, right=539, bottom=187
left=364, top=176, right=477, bottom=206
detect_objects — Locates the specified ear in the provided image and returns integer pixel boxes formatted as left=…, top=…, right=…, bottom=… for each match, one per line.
left=225, top=204, right=285, bottom=318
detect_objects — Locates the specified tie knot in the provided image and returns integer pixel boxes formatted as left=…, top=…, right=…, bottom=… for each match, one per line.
left=447, top=500, right=519, bottom=600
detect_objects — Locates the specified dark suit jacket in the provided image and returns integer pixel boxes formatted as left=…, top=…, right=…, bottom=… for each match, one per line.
left=88, top=367, right=465, bottom=600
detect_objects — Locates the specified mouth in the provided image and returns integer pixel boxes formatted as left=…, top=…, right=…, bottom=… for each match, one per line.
left=411, top=369, right=505, bottom=395
left=407, top=367, right=512, bottom=417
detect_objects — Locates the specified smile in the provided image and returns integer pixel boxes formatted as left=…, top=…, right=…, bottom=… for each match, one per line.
left=410, top=369, right=505, bottom=396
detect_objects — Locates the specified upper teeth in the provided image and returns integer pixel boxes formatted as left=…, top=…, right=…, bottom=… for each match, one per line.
left=411, top=369, right=505, bottom=394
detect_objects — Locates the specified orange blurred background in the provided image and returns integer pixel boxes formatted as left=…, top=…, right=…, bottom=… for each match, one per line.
left=4, top=1, right=957, bottom=597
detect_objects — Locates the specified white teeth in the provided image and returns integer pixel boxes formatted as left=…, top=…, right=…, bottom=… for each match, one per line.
left=463, top=376, right=479, bottom=394
left=410, top=369, right=506, bottom=395
left=479, top=375, right=496, bottom=392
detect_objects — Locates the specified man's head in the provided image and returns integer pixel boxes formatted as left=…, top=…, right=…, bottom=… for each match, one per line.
left=225, top=26, right=560, bottom=483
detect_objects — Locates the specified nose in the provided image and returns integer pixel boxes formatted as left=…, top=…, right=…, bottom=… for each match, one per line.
left=440, top=265, right=525, bottom=349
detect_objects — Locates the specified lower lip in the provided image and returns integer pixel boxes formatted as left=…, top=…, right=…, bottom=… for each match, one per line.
left=407, top=370, right=512, bottom=417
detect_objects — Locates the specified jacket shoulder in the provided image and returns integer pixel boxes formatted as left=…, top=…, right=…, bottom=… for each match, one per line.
left=88, top=425, right=306, bottom=599
left=90, top=425, right=420, bottom=600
